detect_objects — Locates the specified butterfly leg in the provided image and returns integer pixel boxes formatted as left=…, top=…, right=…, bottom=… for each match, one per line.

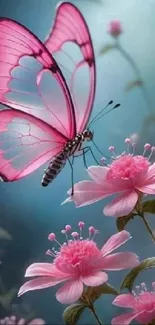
left=83, top=146, right=101, bottom=166
left=68, top=158, right=74, bottom=196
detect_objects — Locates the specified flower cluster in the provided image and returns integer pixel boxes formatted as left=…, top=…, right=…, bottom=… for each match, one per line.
left=112, top=282, right=155, bottom=325
left=18, top=224, right=139, bottom=304
left=63, top=139, right=155, bottom=217
left=0, top=316, right=45, bottom=325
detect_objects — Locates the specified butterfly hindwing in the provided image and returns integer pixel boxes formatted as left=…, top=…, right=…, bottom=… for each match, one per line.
left=0, top=109, right=66, bottom=181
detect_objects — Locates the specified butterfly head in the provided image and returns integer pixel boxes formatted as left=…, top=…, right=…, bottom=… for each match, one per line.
left=83, top=129, right=94, bottom=141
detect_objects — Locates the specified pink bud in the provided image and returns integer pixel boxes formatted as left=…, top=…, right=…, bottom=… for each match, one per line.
left=125, top=138, right=131, bottom=144
left=89, top=226, right=96, bottom=234
left=151, top=146, right=155, bottom=152
left=108, top=20, right=122, bottom=37
left=78, top=221, right=85, bottom=229
left=144, top=143, right=151, bottom=150
left=48, top=233, right=56, bottom=241
left=65, top=225, right=71, bottom=232
left=71, top=232, right=79, bottom=238
left=100, top=157, right=106, bottom=165
left=109, top=146, right=115, bottom=152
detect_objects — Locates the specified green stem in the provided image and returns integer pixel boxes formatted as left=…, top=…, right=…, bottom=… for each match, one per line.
left=140, top=213, right=155, bottom=243
left=116, top=43, right=153, bottom=114
left=89, top=304, right=103, bottom=325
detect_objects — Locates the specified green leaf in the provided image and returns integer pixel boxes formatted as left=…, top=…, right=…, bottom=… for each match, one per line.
left=99, top=44, right=115, bottom=56
left=142, top=200, right=155, bottom=214
left=121, top=257, right=155, bottom=291
left=80, top=283, right=118, bottom=305
left=116, top=213, right=136, bottom=232
left=0, top=227, right=12, bottom=240
left=125, top=80, right=143, bottom=92
left=63, top=303, right=85, bottom=325
left=0, top=287, right=17, bottom=310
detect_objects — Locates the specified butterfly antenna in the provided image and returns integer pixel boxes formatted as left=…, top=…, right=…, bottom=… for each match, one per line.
left=89, top=103, right=120, bottom=127
left=88, top=100, right=113, bottom=127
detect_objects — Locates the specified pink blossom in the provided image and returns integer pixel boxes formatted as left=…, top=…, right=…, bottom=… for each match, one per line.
left=111, top=282, right=155, bottom=325
left=63, top=139, right=155, bottom=217
left=108, top=20, right=122, bottom=37
left=0, top=315, right=45, bottom=325
left=18, top=225, right=139, bottom=304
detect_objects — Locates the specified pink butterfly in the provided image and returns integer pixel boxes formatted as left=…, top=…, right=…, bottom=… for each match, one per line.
left=0, top=2, right=114, bottom=194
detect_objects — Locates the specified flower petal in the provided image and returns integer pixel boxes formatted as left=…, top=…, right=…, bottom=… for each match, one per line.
left=112, top=294, right=137, bottom=308
left=137, top=183, right=155, bottom=195
left=101, top=230, right=131, bottom=257
left=82, top=271, right=108, bottom=287
left=62, top=181, right=107, bottom=207
left=111, top=311, right=142, bottom=325
left=103, top=191, right=138, bottom=217
left=101, top=252, right=139, bottom=270
left=18, top=276, right=68, bottom=296
left=25, top=263, right=66, bottom=278
left=88, top=166, right=109, bottom=184
left=29, top=319, right=45, bottom=325
left=136, top=163, right=155, bottom=194
left=56, top=280, right=83, bottom=304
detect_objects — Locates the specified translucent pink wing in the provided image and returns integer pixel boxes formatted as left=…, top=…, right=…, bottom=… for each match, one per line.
left=45, top=2, right=96, bottom=133
left=0, top=108, right=66, bottom=181
left=0, top=18, right=76, bottom=139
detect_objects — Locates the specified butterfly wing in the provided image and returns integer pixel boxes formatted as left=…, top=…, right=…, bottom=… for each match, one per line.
left=0, top=18, right=76, bottom=139
left=0, top=17, right=78, bottom=182
left=45, top=2, right=96, bottom=133
left=0, top=109, right=66, bottom=181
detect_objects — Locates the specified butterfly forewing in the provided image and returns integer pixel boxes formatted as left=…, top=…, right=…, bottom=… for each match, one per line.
left=0, top=18, right=76, bottom=139
left=45, top=2, right=96, bottom=133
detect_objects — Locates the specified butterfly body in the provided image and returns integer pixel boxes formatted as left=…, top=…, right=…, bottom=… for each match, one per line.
left=41, top=129, right=93, bottom=187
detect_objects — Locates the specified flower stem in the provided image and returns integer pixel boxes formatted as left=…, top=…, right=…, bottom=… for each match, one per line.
left=140, top=213, right=155, bottom=243
left=115, top=42, right=153, bottom=114
left=89, top=304, right=103, bottom=325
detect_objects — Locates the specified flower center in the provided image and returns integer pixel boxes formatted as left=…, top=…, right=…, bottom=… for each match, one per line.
left=47, top=223, right=101, bottom=276
left=54, top=240, right=101, bottom=274
left=106, top=155, right=150, bottom=181
left=132, top=283, right=155, bottom=323
left=136, top=292, right=155, bottom=312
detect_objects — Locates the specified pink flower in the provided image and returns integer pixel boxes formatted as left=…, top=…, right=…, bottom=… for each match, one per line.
left=63, top=139, right=155, bottom=217
left=108, top=20, right=122, bottom=37
left=18, top=224, right=139, bottom=304
left=0, top=316, right=45, bottom=325
left=111, top=282, right=155, bottom=325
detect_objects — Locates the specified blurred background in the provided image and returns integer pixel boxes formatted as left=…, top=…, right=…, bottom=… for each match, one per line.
left=0, top=0, right=155, bottom=323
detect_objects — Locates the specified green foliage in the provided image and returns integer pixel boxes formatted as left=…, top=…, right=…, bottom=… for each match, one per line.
left=121, top=257, right=155, bottom=291
left=0, top=227, right=12, bottom=240
left=116, top=213, right=136, bottom=231
left=99, top=44, right=115, bottom=55
left=63, top=283, right=118, bottom=324
left=125, top=80, right=143, bottom=92
left=0, top=287, right=17, bottom=310
left=142, top=200, right=155, bottom=214
left=80, top=283, right=118, bottom=305
left=63, top=303, right=85, bottom=325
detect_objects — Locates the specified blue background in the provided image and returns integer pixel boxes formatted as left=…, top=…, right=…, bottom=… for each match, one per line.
left=0, top=0, right=155, bottom=324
